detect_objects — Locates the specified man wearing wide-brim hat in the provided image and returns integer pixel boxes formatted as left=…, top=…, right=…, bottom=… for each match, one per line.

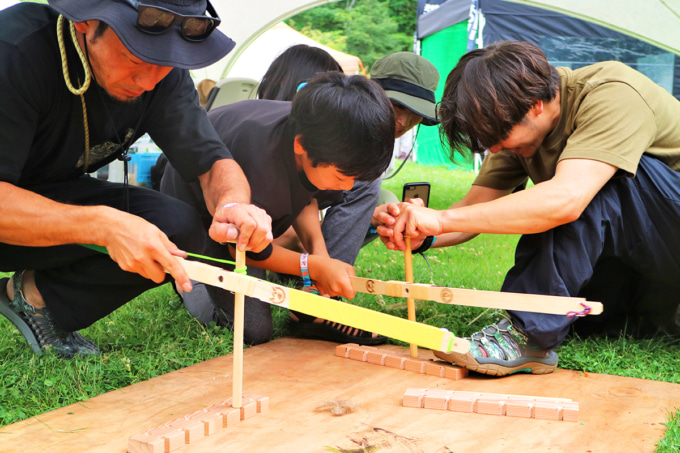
left=0, top=0, right=273, bottom=357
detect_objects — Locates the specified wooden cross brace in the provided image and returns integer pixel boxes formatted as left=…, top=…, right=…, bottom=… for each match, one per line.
left=349, top=277, right=603, bottom=316
left=176, top=257, right=468, bottom=353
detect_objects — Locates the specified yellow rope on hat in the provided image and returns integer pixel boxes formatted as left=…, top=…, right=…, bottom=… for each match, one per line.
left=57, top=15, right=91, bottom=171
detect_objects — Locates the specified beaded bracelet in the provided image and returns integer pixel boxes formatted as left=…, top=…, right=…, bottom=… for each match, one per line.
left=300, top=253, right=320, bottom=295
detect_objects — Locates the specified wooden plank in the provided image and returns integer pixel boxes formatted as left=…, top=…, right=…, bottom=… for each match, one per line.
left=1, top=339, right=677, bottom=453
left=350, top=276, right=603, bottom=315
left=177, top=257, right=469, bottom=353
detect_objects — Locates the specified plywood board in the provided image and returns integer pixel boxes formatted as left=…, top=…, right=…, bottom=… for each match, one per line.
left=1, top=338, right=678, bottom=452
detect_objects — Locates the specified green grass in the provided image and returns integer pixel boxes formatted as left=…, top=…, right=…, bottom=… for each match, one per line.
left=1, top=161, right=679, bottom=451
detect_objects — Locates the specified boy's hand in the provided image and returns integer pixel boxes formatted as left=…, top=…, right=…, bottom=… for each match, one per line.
left=307, top=255, right=356, bottom=299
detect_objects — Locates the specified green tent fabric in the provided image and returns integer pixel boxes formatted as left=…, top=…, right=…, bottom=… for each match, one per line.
left=416, top=22, right=471, bottom=169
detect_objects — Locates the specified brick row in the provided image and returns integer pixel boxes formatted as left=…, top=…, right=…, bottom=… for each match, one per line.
left=402, top=388, right=578, bottom=422
left=128, top=394, right=269, bottom=453
left=336, top=344, right=468, bottom=380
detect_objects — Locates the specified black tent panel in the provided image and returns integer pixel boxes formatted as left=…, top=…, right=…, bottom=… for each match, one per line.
left=479, top=0, right=680, bottom=99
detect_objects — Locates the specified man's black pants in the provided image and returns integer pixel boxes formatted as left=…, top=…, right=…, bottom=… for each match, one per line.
left=504, top=155, right=680, bottom=349
left=0, top=176, right=205, bottom=331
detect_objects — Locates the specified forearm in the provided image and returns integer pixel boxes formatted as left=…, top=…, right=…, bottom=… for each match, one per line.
left=245, top=244, right=305, bottom=276
left=431, top=232, right=479, bottom=248
left=438, top=187, right=554, bottom=234
left=198, top=159, right=251, bottom=215
left=435, top=159, right=618, bottom=236
left=0, top=182, right=122, bottom=247
left=292, top=200, right=327, bottom=256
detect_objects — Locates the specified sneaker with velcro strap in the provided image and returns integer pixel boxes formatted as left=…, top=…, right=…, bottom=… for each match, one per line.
left=434, top=318, right=557, bottom=376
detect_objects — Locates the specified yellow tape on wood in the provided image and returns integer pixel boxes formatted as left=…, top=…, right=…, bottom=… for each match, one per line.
left=177, top=258, right=468, bottom=353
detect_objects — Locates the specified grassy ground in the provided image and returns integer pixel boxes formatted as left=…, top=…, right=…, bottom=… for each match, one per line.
left=1, top=161, right=678, bottom=450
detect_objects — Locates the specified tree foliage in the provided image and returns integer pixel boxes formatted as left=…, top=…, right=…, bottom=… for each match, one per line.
left=286, top=0, right=418, bottom=71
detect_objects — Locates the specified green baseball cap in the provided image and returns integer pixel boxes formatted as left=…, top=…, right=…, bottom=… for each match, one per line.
left=371, top=52, right=440, bottom=126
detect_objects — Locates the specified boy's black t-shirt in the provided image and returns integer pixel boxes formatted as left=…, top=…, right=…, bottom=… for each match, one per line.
left=162, top=100, right=322, bottom=239
left=0, top=3, right=230, bottom=188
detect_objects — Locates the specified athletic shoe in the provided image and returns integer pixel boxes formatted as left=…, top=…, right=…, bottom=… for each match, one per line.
left=434, top=318, right=557, bottom=376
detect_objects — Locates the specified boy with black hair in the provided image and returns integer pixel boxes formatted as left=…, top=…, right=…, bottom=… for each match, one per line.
left=161, top=71, right=395, bottom=345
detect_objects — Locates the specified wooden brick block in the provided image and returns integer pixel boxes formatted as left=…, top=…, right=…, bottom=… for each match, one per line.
left=505, top=401, right=534, bottom=418
left=384, top=355, right=406, bottom=369
left=255, top=396, right=270, bottom=413
left=220, top=407, right=242, bottom=428
left=181, top=420, right=205, bottom=444
left=561, top=401, right=579, bottom=422
left=424, top=362, right=445, bottom=377
left=448, top=394, right=477, bottom=413
left=444, top=366, right=468, bottom=380
left=404, top=359, right=427, bottom=374
left=423, top=389, right=449, bottom=410
left=348, top=347, right=368, bottom=362
left=534, top=401, right=560, bottom=420
left=366, top=351, right=386, bottom=365
left=128, top=432, right=166, bottom=453
left=405, top=387, right=577, bottom=424
left=240, top=399, right=258, bottom=420
left=199, top=414, right=220, bottom=436
left=162, top=428, right=187, bottom=452
left=475, top=398, right=506, bottom=416
left=335, top=344, right=351, bottom=358
left=128, top=395, right=271, bottom=452
left=402, top=388, right=425, bottom=408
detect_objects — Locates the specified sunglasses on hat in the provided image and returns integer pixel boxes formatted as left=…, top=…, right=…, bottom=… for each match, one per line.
left=120, top=0, right=221, bottom=42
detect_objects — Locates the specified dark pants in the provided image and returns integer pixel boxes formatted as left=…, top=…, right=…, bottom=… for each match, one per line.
left=0, top=176, right=206, bottom=331
left=504, top=155, right=680, bottom=350
left=160, top=166, right=273, bottom=344
left=202, top=238, right=273, bottom=345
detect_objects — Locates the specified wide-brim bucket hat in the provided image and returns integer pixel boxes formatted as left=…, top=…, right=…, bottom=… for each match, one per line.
left=371, top=52, right=440, bottom=126
left=48, top=0, right=235, bottom=69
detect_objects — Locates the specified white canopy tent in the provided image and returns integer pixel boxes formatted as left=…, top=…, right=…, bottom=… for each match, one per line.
left=0, top=0, right=18, bottom=11
left=224, top=23, right=363, bottom=83
left=192, top=0, right=342, bottom=82
left=196, top=0, right=680, bottom=83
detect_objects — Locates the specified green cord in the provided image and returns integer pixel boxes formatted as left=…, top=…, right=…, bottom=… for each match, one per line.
left=185, top=252, right=248, bottom=275
left=81, top=244, right=248, bottom=274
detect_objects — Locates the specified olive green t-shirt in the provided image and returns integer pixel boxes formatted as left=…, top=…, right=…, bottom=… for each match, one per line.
left=473, top=61, right=680, bottom=190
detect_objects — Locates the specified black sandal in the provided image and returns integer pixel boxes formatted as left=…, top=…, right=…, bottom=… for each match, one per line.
left=0, top=273, right=99, bottom=357
left=289, top=311, right=387, bottom=345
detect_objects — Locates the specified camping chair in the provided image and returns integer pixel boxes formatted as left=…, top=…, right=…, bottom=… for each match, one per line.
left=205, top=77, right=259, bottom=111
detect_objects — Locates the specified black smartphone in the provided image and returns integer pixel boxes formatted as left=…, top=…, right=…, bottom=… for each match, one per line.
left=402, top=182, right=430, bottom=207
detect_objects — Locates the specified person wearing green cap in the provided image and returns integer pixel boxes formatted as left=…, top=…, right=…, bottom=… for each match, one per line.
left=311, top=52, right=440, bottom=268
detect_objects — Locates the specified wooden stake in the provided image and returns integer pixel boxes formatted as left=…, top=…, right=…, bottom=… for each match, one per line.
left=232, top=247, right=246, bottom=408
left=404, top=237, right=418, bottom=358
